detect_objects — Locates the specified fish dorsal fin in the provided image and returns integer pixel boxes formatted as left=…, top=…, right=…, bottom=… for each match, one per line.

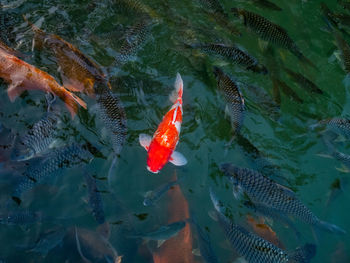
left=169, top=151, right=187, bottom=166
left=139, top=134, right=151, bottom=151
left=288, top=243, right=316, bottom=263
left=276, top=183, right=295, bottom=197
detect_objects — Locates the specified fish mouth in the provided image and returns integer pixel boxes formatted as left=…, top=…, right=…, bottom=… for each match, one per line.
left=147, top=166, right=159, bottom=174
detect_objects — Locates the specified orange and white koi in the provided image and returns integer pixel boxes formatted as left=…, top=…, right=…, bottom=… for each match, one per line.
left=139, top=73, right=187, bottom=173
left=0, top=42, right=86, bottom=118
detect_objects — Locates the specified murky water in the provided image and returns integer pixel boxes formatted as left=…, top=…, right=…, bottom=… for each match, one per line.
left=0, top=0, right=349, bottom=262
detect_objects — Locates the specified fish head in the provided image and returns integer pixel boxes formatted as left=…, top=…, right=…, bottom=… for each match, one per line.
left=219, top=163, right=238, bottom=184
left=231, top=8, right=244, bottom=19
left=146, top=141, right=171, bottom=174
left=11, top=139, right=34, bottom=161
left=143, top=198, right=153, bottom=206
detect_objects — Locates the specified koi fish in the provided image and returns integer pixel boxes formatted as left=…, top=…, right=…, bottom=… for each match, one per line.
left=0, top=43, right=86, bottom=118
left=139, top=73, right=187, bottom=173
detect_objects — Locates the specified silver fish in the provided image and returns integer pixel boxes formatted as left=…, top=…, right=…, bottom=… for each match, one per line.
left=128, top=221, right=186, bottom=241
left=209, top=189, right=316, bottom=263
left=12, top=143, right=93, bottom=205
left=220, top=163, right=346, bottom=234
left=213, top=67, right=245, bottom=136
left=143, top=177, right=182, bottom=206
left=190, top=43, right=267, bottom=74
left=0, top=210, right=43, bottom=225
left=28, top=227, right=66, bottom=256
left=11, top=93, right=59, bottom=161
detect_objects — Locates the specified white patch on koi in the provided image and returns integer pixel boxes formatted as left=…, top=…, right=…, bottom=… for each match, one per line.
left=174, top=121, right=181, bottom=133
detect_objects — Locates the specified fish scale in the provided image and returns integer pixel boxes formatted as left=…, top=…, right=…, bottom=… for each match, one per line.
left=84, top=173, right=105, bottom=224
left=221, top=164, right=346, bottom=234
left=193, top=44, right=267, bottom=74
left=213, top=67, right=245, bottom=135
left=12, top=143, right=93, bottom=204
left=0, top=210, right=42, bottom=225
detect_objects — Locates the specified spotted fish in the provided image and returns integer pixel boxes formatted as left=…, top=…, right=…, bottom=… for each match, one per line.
left=213, top=67, right=245, bottom=136
left=209, top=189, right=316, bottom=263
left=220, top=163, right=346, bottom=234
left=283, top=67, right=323, bottom=94
left=0, top=210, right=44, bottom=225
left=312, top=118, right=350, bottom=138
left=249, top=0, right=282, bottom=11
left=84, top=173, right=105, bottom=225
left=189, top=43, right=267, bottom=74
left=231, top=8, right=314, bottom=68
left=11, top=93, right=59, bottom=161
left=12, top=143, right=93, bottom=205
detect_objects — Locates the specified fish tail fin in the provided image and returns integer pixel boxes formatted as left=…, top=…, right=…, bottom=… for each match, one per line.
left=107, top=156, right=118, bottom=188
left=289, top=243, right=316, bottom=263
left=343, top=74, right=350, bottom=88
left=61, top=90, right=87, bottom=118
left=75, top=227, right=92, bottom=263
left=22, top=15, right=43, bottom=35
left=247, top=64, right=268, bottom=75
left=169, top=73, right=183, bottom=103
left=316, top=220, right=346, bottom=234
left=7, top=83, right=26, bottom=102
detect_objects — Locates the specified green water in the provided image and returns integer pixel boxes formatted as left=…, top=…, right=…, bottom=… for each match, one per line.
left=0, top=0, right=349, bottom=262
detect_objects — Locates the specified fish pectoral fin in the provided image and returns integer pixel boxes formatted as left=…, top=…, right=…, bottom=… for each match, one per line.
left=139, top=134, right=151, bottom=151
left=275, top=183, right=295, bottom=197
left=258, top=39, right=269, bottom=51
left=335, top=165, right=350, bottom=173
left=233, top=184, right=244, bottom=200
left=7, top=81, right=25, bottom=102
left=192, top=248, right=201, bottom=256
left=157, top=239, right=166, bottom=248
left=169, top=151, right=187, bottom=166
left=208, top=210, right=218, bottom=221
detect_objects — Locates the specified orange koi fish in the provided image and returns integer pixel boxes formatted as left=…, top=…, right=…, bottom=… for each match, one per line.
left=139, top=73, right=187, bottom=173
left=24, top=16, right=110, bottom=97
left=0, top=43, right=86, bottom=117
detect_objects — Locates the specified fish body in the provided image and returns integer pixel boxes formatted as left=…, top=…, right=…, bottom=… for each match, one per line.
left=319, top=118, right=350, bottom=138
left=209, top=189, right=316, bottom=263
left=29, top=227, right=66, bottom=256
left=0, top=210, right=43, bottom=225
left=116, top=19, right=153, bottom=66
left=338, top=0, right=350, bottom=11
left=213, top=67, right=245, bottom=135
left=220, top=163, right=346, bottom=234
left=129, top=221, right=186, bottom=241
left=271, top=77, right=304, bottom=103
left=84, top=173, right=105, bottom=224
left=143, top=177, right=181, bottom=206
left=11, top=94, right=59, bottom=161
left=231, top=8, right=311, bottom=65
left=117, top=0, right=160, bottom=19
left=0, top=47, right=86, bottom=117
left=26, top=18, right=108, bottom=96
left=323, top=136, right=350, bottom=170
left=12, top=143, right=93, bottom=204
left=139, top=73, right=187, bottom=173
left=191, top=43, right=267, bottom=74
left=250, top=0, right=282, bottom=11
left=283, top=68, right=322, bottom=94
left=189, top=217, right=219, bottom=263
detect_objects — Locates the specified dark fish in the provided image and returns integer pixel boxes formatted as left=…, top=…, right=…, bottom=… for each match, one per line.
left=213, top=67, right=245, bottom=136
left=12, top=143, right=93, bottom=205
left=220, top=163, right=346, bottom=234
left=231, top=8, right=314, bottom=68
left=324, top=16, right=350, bottom=86
left=189, top=217, right=219, bottom=263
left=128, top=221, right=186, bottom=241
left=333, top=12, right=350, bottom=27
left=116, top=18, right=153, bottom=66
left=84, top=173, right=105, bottom=224
left=143, top=177, right=182, bottom=206
left=27, top=227, right=66, bottom=256
left=271, top=77, right=304, bottom=103
left=243, top=200, right=302, bottom=240
left=11, top=93, right=59, bottom=161
left=95, top=85, right=127, bottom=185
left=197, top=0, right=241, bottom=36
left=283, top=67, right=323, bottom=94
left=338, top=0, right=350, bottom=11
left=116, top=0, right=160, bottom=19
left=326, top=178, right=348, bottom=207
left=25, top=17, right=109, bottom=96
left=209, top=189, right=316, bottom=263
left=321, top=3, right=350, bottom=38
left=312, top=118, right=350, bottom=138
left=0, top=210, right=43, bottom=225
left=189, top=43, right=267, bottom=74
left=249, top=0, right=282, bottom=11
left=323, top=135, right=350, bottom=171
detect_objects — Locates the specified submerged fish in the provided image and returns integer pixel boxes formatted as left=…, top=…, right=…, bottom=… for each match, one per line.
left=189, top=43, right=267, bottom=74
left=323, top=135, right=350, bottom=171
left=213, top=67, right=245, bottom=136
left=143, top=177, right=182, bottom=206
left=312, top=118, right=350, bottom=138
left=209, top=189, right=316, bottom=263
left=231, top=8, right=314, bottom=68
left=84, top=173, right=105, bottom=225
left=25, top=17, right=109, bottom=96
left=283, top=67, right=323, bottom=94
left=11, top=93, right=59, bottom=161
left=128, top=221, right=186, bottom=241
left=189, top=217, right=219, bottom=263
left=338, top=0, right=350, bottom=11
left=12, top=143, right=93, bottom=205
left=95, top=84, right=127, bottom=183
left=116, top=0, right=160, bottom=19
left=116, top=19, right=153, bottom=66
left=0, top=42, right=86, bottom=118
left=0, top=210, right=43, bottom=225
left=271, top=77, right=304, bottom=103
left=220, top=163, right=346, bottom=234
left=249, top=0, right=282, bottom=11
left=246, top=215, right=284, bottom=249
left=139, top=73, right=187, bottom=174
